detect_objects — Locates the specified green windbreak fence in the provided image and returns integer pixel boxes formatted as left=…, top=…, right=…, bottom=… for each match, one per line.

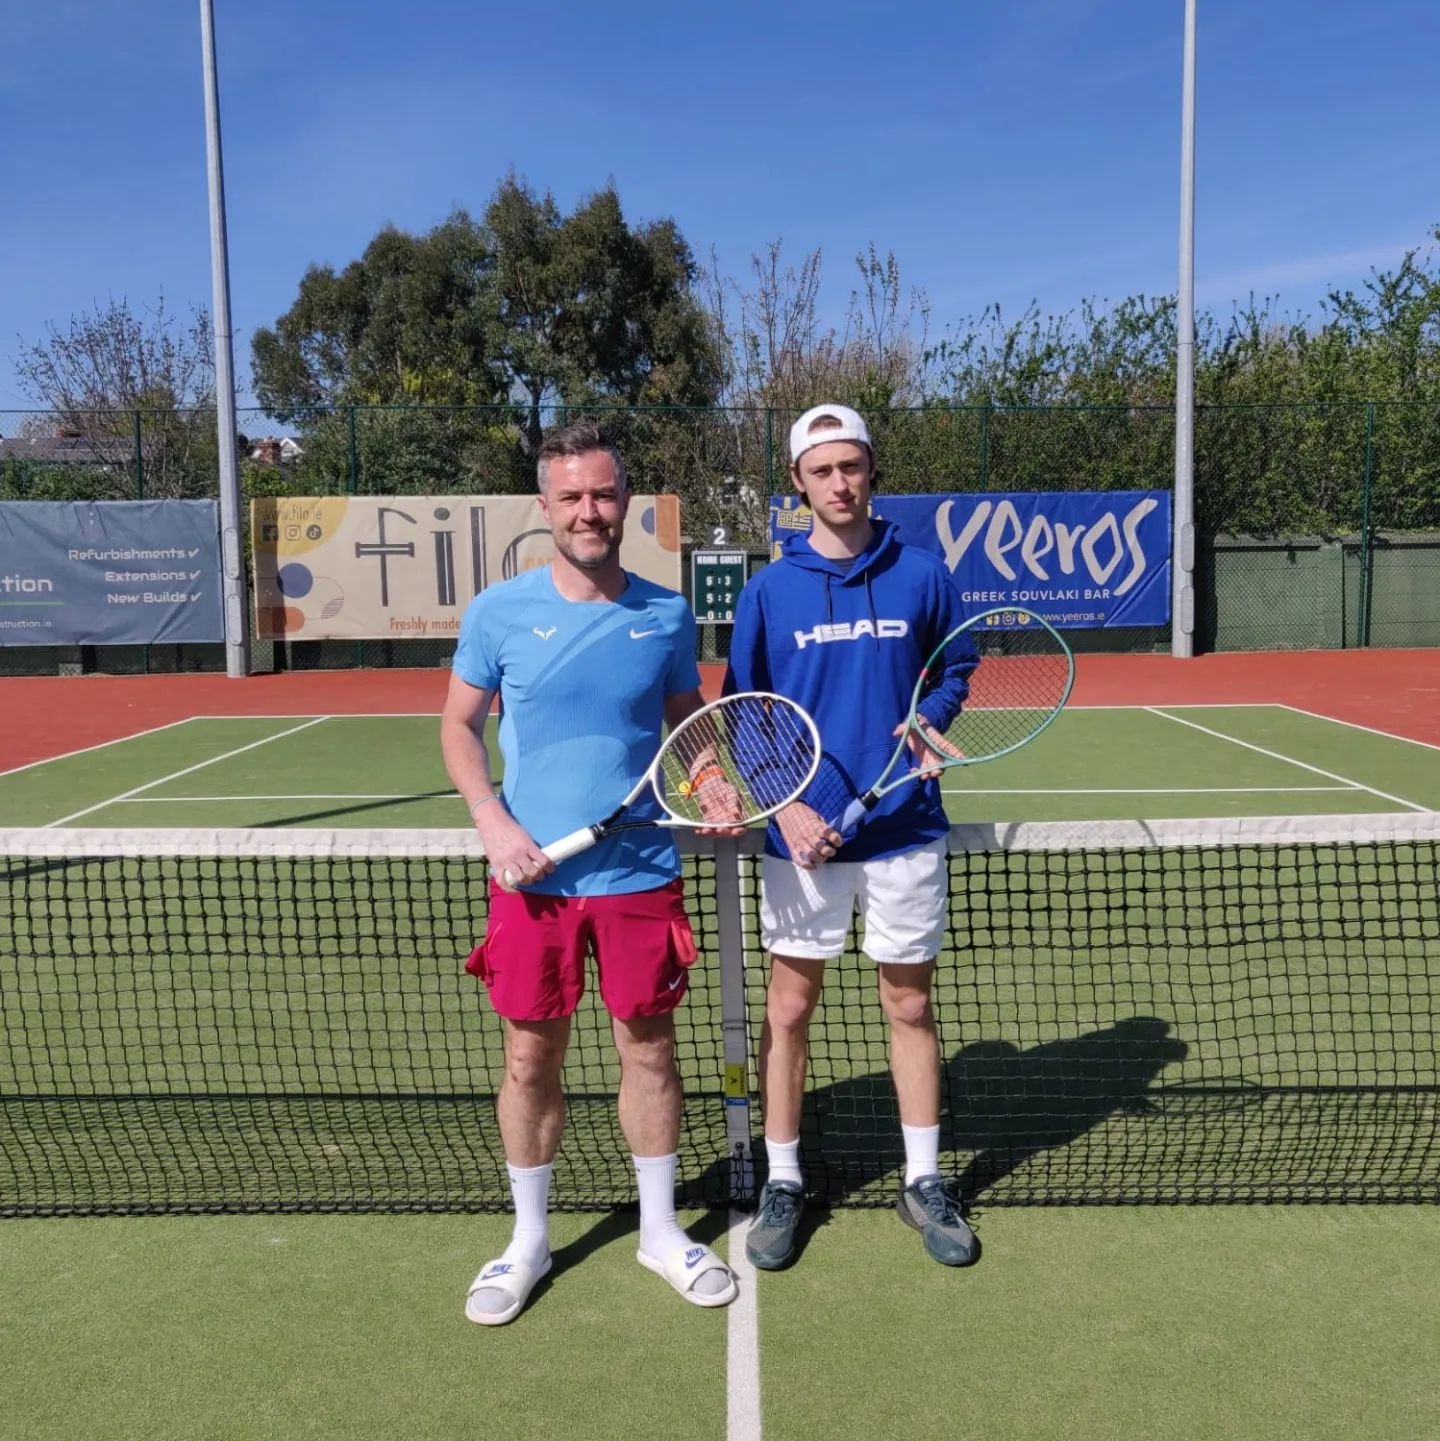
left=2, top=401, right=1437, bottom=672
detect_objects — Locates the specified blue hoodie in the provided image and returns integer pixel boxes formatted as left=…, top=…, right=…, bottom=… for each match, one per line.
left=724, top=520, right=975, bottom=863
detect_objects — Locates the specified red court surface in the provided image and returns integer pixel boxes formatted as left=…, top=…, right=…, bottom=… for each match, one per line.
left=3, top=649, right=1438, bottom=771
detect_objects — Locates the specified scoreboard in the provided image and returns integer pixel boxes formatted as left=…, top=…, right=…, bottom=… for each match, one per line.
left=689, top=548, right=748, bottom=625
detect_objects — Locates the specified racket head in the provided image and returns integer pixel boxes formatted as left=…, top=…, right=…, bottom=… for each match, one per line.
left=653, top=691, right=821, bottom=826
left=902, top=606, right=1074, bottom=772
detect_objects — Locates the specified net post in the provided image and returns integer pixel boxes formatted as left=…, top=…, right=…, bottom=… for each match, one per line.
left=713, top=833, right=755, bottom=1207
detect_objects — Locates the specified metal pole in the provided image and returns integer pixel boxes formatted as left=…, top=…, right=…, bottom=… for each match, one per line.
left=200, top=0, right=251, bottom=677
left=715, top=833, right=755, bottom=1205
left=1171, top=0, right=1198, bottom=658
left=1358, top=402, right=1375, bottom=647
left=132, top=409, right=144, bottom=499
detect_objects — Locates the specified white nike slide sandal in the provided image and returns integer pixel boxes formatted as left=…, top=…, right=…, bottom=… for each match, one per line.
left=464, top=1255, right=553, bottom=1327
left=636, top=1243, right=738, bottom=1308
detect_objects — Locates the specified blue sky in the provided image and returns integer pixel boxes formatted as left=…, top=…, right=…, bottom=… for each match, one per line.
left=1, top=0, right=1435, bottom=412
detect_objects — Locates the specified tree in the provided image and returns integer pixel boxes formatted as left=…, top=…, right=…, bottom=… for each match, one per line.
left=705, top=239, right=932, bottom=413
left=251, top=177, right=724, bottom=467
left=484, top=177, right=723, bottom=454
left=251, top=212, right=501, bottom=416
left=13, top=296, right=218, bottom=498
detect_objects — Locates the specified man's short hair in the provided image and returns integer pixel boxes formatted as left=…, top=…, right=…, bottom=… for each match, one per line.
left=536, top=422, right=628, bottom=490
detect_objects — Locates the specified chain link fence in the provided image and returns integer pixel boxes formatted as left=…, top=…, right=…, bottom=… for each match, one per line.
left=3, top=401, right=1437, bottom=672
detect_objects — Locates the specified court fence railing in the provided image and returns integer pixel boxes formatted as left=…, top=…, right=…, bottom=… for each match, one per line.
left=2, top=400, right=1438, bottom=668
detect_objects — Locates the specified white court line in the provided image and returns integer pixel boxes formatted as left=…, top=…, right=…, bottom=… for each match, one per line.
left=1065, top=702, right=1278, bottom=710
left=119, top=794, right=445, bottom=803
left=44, top=717, right=333, bottom=827
left=0, top=717, right=201, bottom=779
left=940, top=785, right=1358, bottom=795
left=1277, top=704, right=1440, bottom=756
left=1145, top=707, right=1431, bottom=814
left=726, top=1210, right=762, bottom=1441
left=191, top=712, right=443, bottom=719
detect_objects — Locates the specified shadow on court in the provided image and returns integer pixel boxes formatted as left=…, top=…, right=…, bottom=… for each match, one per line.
left=252, top=789, right=460, bottom=827
left=790, top=1016, right=1190, bottom=1227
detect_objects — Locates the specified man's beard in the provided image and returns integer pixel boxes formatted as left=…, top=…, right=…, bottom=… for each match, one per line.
left=559, top=530, right=618, bottom=569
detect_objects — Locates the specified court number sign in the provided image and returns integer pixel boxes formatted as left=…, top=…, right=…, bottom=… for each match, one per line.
left=689, top=548, right=748, bottom=625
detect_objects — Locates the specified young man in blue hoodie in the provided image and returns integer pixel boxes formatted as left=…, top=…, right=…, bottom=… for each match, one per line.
left=725, top=403, right=980, bottom=1271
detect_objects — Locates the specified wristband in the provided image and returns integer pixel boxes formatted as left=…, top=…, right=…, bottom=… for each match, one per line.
left=689, top=764, right=726, bottom=789
left=469, top=794, right=500, bottom=817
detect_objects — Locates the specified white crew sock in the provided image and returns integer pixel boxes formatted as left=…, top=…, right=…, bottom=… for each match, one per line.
left=902, top=1122, right=941, bottom=1187
left=764, top=1135, right=803, bottom=1188
left=500, top=1161, right=553, bottom=1269
left=634, top=1153, right=730, bottom=1298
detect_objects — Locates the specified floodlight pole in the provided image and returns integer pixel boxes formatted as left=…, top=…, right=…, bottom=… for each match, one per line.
left=200, top=0, right=251, bottom=677
left=1171, top=0, right=1198, bottom=658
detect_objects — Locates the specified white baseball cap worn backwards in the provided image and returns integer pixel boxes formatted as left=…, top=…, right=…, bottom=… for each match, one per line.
left=788, top=404, right=873, bottom=463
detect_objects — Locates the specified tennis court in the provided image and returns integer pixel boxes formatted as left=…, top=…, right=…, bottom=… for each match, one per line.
left=3, top=682, right=1439, bottom=1440
left=5, top=699, right=1439, bottom=828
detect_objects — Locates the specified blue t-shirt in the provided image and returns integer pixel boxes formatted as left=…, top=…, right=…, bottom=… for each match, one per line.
left=452, top=566, right=702, bottom=896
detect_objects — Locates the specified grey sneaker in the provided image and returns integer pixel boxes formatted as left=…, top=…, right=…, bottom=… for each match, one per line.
left=746, top=1180, right=805, bottom=1270
left=897, top=1174, right=979, bottom=1266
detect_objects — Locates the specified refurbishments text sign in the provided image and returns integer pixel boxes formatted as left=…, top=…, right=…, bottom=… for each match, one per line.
left=252, top=495, right=683, bottom=641
left=770, top=491, right=1171, bottom=628
left=0, top=501, right=223, bottom=646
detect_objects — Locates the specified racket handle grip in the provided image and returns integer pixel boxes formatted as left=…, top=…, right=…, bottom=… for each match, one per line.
left=541, top=827, right=598, bottom=865
left=500, top=827, right=597, bottom=889
left=838, top=796, right=871, bottom=834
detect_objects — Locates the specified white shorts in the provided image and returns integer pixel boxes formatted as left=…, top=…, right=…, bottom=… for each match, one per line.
left=759, top=837, right=949, bottom=965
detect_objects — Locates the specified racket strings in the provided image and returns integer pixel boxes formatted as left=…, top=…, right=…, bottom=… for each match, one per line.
left=919, top=631, right=1071, bottom=762
left=660, top=696, right=819, bottom=824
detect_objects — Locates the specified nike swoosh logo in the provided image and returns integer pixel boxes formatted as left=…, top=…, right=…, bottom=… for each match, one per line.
left=665, top=971, right=685, bottom=991
left=629, top=627, right=657, bottom=639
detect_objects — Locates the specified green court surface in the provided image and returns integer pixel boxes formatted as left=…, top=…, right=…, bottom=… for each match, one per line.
left=3, top=703, right=1438, bottom=829
left=3, top=706, right=1438, bottom=1440
left=2, top=1206, right=1438, bottom=1441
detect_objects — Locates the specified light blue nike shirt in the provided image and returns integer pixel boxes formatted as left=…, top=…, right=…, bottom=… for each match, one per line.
left=452, top=565, right=702, bottom=897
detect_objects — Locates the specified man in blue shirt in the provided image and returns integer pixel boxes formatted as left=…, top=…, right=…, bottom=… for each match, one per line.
left=441, top=422, right=738, bottom=1325
left=725, top=404, right=980, bottom=1273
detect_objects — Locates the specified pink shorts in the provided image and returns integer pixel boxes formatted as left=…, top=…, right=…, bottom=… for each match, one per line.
left=464, top=878, right=699, bottom=1022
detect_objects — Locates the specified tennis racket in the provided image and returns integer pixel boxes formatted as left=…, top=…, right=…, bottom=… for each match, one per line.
left=835, top=607, right=1075, bottom=834
left=501, top=691, right=821, bottom=886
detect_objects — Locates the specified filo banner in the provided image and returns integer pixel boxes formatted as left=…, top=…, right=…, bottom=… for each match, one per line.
left=252, top=494, right=683, bottom=641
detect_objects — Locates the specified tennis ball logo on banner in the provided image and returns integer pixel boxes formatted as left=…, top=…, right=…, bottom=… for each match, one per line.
left=252, top=495, right=681, bottom=640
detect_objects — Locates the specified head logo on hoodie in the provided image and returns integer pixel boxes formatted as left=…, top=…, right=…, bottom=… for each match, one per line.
left=792, top=618, right=909, bottom=650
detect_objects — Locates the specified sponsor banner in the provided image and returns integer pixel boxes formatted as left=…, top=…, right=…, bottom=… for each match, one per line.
left=0, top=500, right=223, bottom=646
left=252, top=494, right=682, bottom=641
left=769, top=491, right=1172, bottom=628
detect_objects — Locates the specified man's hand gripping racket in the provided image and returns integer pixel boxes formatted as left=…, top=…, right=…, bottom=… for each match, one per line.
left=498, top=692, right=821, bottom=888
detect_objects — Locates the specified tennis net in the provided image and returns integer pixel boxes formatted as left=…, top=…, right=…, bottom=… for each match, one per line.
left=2, top=816, right=1437, bottom=1216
